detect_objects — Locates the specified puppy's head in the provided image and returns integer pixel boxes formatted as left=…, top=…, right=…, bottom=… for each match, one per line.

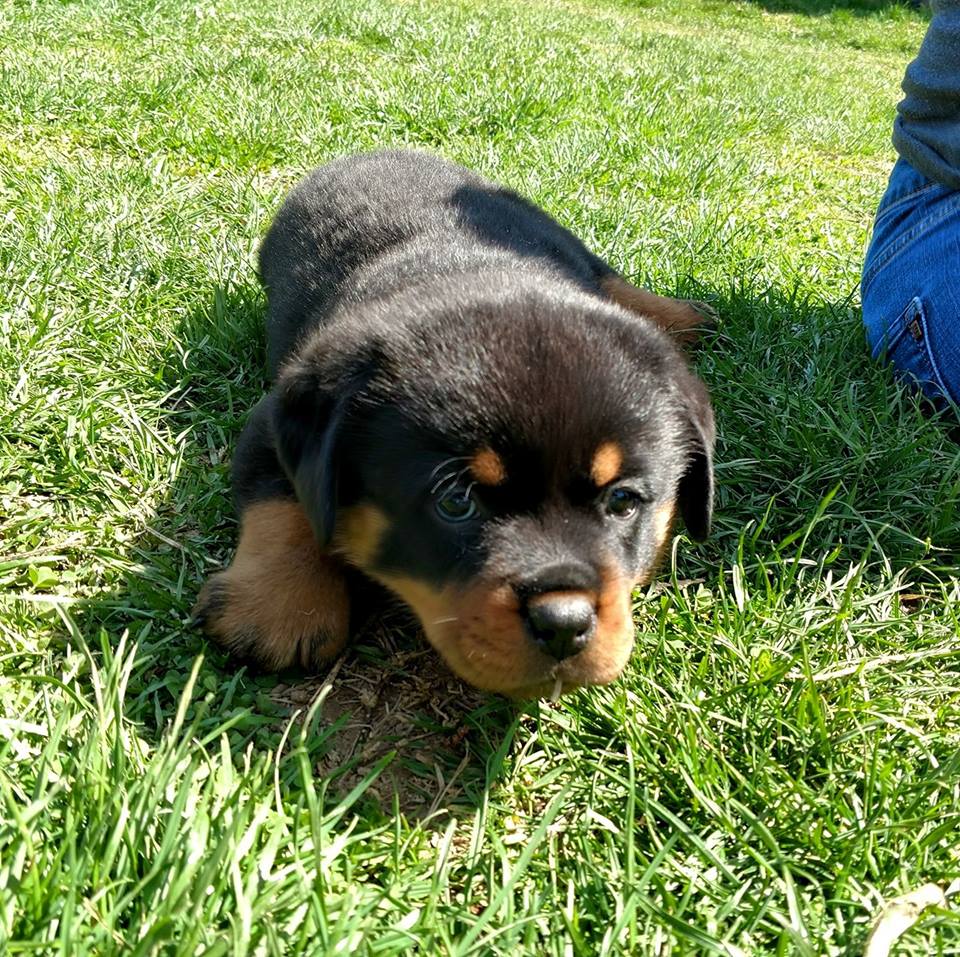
left=273, top=278, right=714, bottom=698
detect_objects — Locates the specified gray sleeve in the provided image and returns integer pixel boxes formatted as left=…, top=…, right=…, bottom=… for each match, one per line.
left=892, top=0, right=960, bottom=188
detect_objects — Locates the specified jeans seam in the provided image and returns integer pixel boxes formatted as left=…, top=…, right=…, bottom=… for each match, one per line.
left=862, top=193, right=960, bottom=300
left=875, top=180, right=942, bottom=223
left=885, top=298, right=954, bottom=405
left=922, top=320, right=955, bottom=405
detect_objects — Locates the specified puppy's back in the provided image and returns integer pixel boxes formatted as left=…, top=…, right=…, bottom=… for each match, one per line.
left=259, top=150, right=609, bottom=376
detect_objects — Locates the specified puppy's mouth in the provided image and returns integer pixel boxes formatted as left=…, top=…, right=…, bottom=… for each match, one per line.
left=517, top=672, right=569, bottom=703
left=478, top=667, right=566, bottom=703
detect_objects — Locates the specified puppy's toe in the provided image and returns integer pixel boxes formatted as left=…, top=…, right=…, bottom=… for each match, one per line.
left=682, top=298, right=718, bottom=326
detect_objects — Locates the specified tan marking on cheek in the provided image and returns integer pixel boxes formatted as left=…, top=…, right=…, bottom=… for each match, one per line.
left=194, top=499, right=349, bottom=671
left=599, top=274, right=713, bottom=345
left=558, top=566, right=634, bottom=690
left=634, top=498, right=678, bottom=588
left=374, top=574, right=455, bottom=627
left=453, top=583, right=550, bottom=696
left=332, top=503, right=389, bottom=569
left=591, top=441, right=623, bottom=487
left=653, top=499, right=676, bottom=552
left=470, top=447, right=506, bottom=486
left=383, top=563, right=638, bottom=698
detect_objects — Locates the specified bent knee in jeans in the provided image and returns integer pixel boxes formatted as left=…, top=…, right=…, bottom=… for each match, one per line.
left=861, top=158, right=960, bottom=407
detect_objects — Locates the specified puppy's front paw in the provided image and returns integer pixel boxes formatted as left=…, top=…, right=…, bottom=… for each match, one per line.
left=193, top=499, right=351, bottom=671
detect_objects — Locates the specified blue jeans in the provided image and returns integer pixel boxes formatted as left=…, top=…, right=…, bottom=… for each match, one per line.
left=861, top=157, right=960, bottom=407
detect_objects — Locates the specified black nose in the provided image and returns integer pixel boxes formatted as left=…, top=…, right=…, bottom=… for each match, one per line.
left=524, top=593, right=596, bottom=661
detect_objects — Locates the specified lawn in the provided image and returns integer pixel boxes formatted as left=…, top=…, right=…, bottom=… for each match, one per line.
left=2, top=0, right=958, bottom=953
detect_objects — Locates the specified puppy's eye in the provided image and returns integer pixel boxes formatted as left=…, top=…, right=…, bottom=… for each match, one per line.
left=605, top=486, right=642, bottom=519
left=435, top=490, right=477, bottom=523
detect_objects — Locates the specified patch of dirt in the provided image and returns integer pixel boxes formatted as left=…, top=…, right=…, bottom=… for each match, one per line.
left=272, top=608, right=512, bottom=819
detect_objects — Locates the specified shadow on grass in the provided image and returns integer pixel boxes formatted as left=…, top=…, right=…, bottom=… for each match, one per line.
left=66, top=280, right=520, bottom=823
left=64, top=272, right=960, bottom=820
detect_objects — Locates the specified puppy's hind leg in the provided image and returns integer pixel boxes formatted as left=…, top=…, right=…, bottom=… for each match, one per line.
left=600, top=274, right=716, bottom=346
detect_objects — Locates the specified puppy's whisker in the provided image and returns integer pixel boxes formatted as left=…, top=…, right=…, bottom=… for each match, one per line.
left=431, top=616, right=459, bottom=625
left=430, top=473, right=459, bottom=494
left=431, top=465, right=474, bottom=496
left=429, top=456, right=468, bottom=481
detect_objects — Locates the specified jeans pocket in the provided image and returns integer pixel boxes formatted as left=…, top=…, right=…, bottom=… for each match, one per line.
left=873, top=297, right=951, bottom=404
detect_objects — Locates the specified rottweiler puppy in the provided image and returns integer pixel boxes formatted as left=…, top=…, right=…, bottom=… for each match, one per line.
left=195, top=149, right=715, bottom=699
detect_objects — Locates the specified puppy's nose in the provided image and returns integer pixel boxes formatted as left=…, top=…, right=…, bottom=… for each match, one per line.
left=518, top=562, right=600, bottom=596
left=524, top=593, right=596, bottom=661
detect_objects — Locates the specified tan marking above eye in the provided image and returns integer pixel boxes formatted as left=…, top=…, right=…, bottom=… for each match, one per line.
left=470, top=447, right=506, bottom=486
left=590, top=441, right=623, bottom=487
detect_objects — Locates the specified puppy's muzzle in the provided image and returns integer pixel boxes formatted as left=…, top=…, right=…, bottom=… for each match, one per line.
left=518, top=562, right=599, bottom=662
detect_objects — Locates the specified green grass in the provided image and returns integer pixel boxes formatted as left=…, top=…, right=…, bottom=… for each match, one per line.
left=2, top=0, right=959, bottom=953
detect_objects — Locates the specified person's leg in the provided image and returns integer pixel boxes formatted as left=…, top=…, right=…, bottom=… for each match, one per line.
left=862, top=157, right=960, bottom=408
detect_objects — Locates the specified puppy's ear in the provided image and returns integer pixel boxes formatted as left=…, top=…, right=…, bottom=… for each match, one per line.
left=272, top=354, right=373, bottom=547
left=675, top=369, right=715, bottom=542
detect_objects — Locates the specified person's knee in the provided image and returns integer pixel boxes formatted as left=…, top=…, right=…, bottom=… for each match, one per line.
left=861, top=166, right=960, bottom=407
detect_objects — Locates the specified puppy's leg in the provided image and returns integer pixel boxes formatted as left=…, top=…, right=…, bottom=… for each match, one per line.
left=194, top=499, right=350, bottom=670
left=600, top=274, right=716, bottom=345
left=194, top=397, right=350, bottom=671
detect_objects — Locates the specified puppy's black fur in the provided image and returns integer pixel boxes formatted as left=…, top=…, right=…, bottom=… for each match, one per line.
left=196, top=150, right=715, bottom=698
